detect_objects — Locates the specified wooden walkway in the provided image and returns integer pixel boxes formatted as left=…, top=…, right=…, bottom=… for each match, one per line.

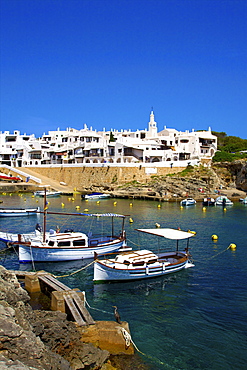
left=12, top=270, right=95, bottom=326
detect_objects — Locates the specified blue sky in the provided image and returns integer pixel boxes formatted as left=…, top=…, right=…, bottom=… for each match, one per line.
left=1, top=0, right=246, bottom=138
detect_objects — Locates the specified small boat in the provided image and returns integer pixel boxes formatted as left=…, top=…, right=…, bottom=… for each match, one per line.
left=215, top=196, right=233, bottom=206
left=0, top=174, right=21, bottom=182
left=180, top=198, right=196, bottom=206
left=34, top=190, right=61, bottom=197
left=82, top=192, right=111, bottom=200
left=0, top=207, right=40, bottom=217
left=240, top=197, right=247, bottom=204
left=93, top=228, right=195, bottom=283
left=12, top=212, right=130, bottom=262
left=202, top=197, right=216, bottom=206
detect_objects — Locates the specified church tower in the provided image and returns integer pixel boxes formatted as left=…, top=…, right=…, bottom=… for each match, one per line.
left=147, top=109, right=158, bottom=137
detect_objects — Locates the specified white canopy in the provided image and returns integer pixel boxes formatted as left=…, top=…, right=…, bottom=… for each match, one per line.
left=135, top=228, right=195, bottom=240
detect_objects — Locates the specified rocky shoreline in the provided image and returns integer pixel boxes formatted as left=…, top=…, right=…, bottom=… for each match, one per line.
left=0, top=266, right=148, bottom=370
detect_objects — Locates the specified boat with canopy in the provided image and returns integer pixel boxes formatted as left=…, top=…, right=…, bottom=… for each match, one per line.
left=93, top=228, right=195, bottom=282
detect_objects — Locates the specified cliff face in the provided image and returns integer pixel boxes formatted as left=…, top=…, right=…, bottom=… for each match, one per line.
left=212, top=160, right=247, bottom=191
left=112, top=161, right=247, bottom=200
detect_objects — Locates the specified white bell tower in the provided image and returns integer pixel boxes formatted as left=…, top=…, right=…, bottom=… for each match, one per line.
left=148, top=109, right=158, bottom=137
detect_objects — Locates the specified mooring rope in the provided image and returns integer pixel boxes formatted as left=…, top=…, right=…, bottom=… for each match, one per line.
left=126, top=238, right=140, bottom=247
left=120, top=327, right=174, bottom=368
left=52, top=260, right=95, bottom=278
left=193, top=245, right=231, bottom=263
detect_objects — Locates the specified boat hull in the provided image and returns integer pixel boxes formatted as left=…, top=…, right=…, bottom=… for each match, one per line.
left=18, top=239, right=125, bottom=262
left=0, top=208, right=40, bottom=217
left=94, top=253, right=194, bottom=283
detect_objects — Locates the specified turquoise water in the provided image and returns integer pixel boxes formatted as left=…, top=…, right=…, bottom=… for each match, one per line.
left=0, top=194, right=247, bottom=369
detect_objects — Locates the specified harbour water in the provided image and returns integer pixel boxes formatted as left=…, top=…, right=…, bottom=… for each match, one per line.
left=0, top=193, right=247, bottom=369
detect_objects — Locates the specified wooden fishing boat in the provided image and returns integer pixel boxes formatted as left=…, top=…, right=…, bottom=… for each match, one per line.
left=0, top=174, right=21, bottom=182
left=9, top=211, right=129, bottom=262
left=93, top=228, right=195, bottom=283
left=0, top=207, right=40, bottom=217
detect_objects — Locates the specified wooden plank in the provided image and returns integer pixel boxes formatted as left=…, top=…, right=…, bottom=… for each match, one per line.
left=38, top=274, right=70, bottom=291
left=71, top=291, right=95, bottom=325
left=64, top=294, right=87, bottom=326
left=38, top=275, right=65, bottom=292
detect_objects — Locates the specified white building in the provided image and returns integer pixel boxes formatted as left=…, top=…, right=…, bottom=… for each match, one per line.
left=0, top=112, right=217, bottom=167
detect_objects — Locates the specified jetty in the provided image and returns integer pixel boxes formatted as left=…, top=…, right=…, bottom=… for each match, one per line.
left=11, top=270, right=95, bottom=326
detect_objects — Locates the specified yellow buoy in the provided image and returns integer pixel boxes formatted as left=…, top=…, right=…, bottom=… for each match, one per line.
left=61, top=203, right=65, bottom=207
left=229, top=243, right=236, bottom=250
left=180, top=206, right=183, bottom=209
left=96, top=201, right=100, bottom=204
left=129, top=203, right=133, bottom=207
left=155, top=223, right=160, bottom=228
left=129, top=217, right=133, bottom=223
left=31, top=195, right=34, bottom=198
left=76, top=205, right=80, bottom=209
left=157, top=204, right=161, bottom=208
left=114, top=201, right=117, bottom=206
left=68, top=197, right=71, bottom=201
left=72, top=198, right=75, bottom=201
left=212, top=234, right=218, bottom=241
left=24, top=198, right=26, bottom=201
left=84, top=209, right=89, bottom=212
left=223, top=208, right=227, bottom=212
left=202, top=207, right=207, bottom=212
left=85, top=199, right=89, bottom=202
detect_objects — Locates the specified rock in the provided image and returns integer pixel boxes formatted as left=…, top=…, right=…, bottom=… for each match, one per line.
left=80, top=321, right=134, bottom=355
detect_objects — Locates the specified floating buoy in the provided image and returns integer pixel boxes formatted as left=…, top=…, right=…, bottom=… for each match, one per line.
left=180, top=206, right=183, bottom=209
left=85, top=199, right=89, bottom=202
left=84, top=208, right=89, bottom=212
left=223, top=208, right=227, bottom=212
left=31, top=195, right=34, bottom=198
left=212, top=234, right=218, bottom=241
left=155, top=223, right=160, bottom=228
left=202, top=207, right=207, bottom=212
left=129, top=203, right=133, bottom=207
left=72, top=198, right=75, bottom=201
left=229, top=243, right=236, bottom=250
left=36, top=200, right=39, bottom=203
left=68, top=197, right=71, bottom=201
left=47, top=201, right=50, bottom=205
left=114, top=201, right=117, bottom=206
left=129, top=217, right=133, bottom=223
left=157, top=204, right=161, bottom=208
left=24, top=198, right=26, bottom=201
left=61, top=203, right=65, bottom=207
left=76, top=205, right=80, bottom=210
left=96, top=201, right=100, bottom=204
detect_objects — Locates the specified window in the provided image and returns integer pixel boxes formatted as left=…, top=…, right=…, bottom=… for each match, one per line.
left=58, top=241, right=70, bottom=247
left=73, top=239, right=86, bottom=246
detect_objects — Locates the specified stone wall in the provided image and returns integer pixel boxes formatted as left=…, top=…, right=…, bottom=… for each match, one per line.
left=24, top=166, right=183, bottom=191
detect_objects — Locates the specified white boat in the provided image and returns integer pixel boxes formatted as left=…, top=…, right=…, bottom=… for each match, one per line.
left=34, top=190, right=61, bottom=197
left=240, top=197, right=247, bottom=204
left=82, top=192, right=111, bottom=200
left=180, top=198, right=196, bottom=206
left=93, top=228, right=195, bottom=283
left=0, top=207, right=40, bottom=217
left=12, top=212, right=129, bottom=262
left=215, top=196, right=233, bottom=206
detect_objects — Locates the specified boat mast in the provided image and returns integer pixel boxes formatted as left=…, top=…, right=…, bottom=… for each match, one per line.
left=43, top=188, right=47, bottom=243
